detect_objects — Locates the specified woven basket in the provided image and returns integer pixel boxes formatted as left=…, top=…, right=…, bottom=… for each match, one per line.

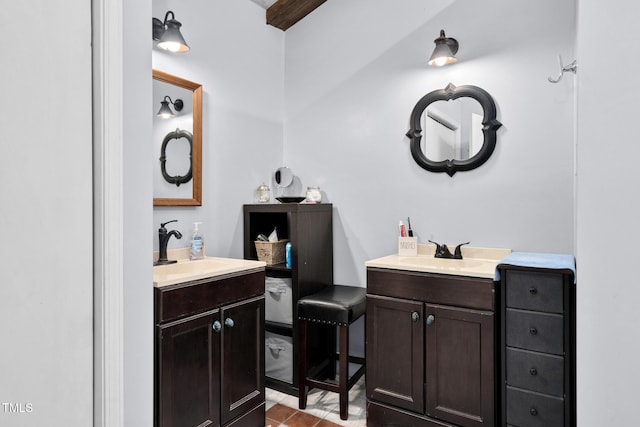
left=254, top=240, right=287, bottom=265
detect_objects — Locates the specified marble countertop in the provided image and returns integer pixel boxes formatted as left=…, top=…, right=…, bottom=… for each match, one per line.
left=365, top=244, right=511, bottom=279
left=153, top=255, right=266, bottom=287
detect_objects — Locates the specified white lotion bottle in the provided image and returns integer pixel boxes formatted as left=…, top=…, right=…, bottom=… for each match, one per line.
left=190, top=222, right=205, bottom=260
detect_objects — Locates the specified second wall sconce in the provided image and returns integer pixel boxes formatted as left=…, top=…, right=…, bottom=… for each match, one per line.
left=157, top=96, right=184, bottom=119
left=428, top=29, right=458, bottom=67
left=152, top=11, right=190, bottom=53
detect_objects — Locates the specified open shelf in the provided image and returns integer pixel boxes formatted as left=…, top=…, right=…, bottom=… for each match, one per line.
left=243, top=203, right=335, bottom=396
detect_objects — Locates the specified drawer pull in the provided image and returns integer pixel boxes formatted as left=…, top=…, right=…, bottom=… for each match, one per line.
left=212, top=321, right=222, bottom=333
left=529, top=367, right=538, bottom=376
left=529, top=327, right=538, bottom=335
left=529, top=287, right=538, bottom=295
left=426, top=314, right=435, bottom=325
left=530, top=407, right=538, bottom=416
left=225, top=318, right=235, bottom=328
left=411, top=311, right=420, bottom=322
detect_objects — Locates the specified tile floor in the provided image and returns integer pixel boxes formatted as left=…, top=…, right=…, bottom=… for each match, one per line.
left=265, top=377, right=366, bottom=427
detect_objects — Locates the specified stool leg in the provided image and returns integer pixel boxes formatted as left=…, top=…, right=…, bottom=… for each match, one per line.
left=298, top=319, right=308, bottom=410
left=339, top=324, right=349, bottom=420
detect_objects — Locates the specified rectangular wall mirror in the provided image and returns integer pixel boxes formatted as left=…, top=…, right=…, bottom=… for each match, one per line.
left=153, top=69, right=203, bottom=206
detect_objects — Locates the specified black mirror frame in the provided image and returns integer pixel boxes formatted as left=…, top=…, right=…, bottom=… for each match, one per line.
left=160, top=128, right=193, bottom=187
left=406, top=83, right=502, bottom=177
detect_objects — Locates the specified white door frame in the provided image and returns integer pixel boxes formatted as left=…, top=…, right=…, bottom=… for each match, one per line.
left=92, top=0, right=125, bottom=425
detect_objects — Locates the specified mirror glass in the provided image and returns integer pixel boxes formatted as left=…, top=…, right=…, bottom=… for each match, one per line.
left=421, top=98, right=484, bottom=161
left=274, top=166, right=293, bottom=188
left=153, top=69, right=202, bottom=206
left=406, top=83, right=502, bottom=177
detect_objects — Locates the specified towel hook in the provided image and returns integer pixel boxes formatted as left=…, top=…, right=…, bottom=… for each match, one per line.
left=548, top=55, right=577, bottom=83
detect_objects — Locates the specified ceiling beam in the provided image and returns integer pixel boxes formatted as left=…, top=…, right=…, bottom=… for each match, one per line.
left=266, top=0, right=327, bottom=31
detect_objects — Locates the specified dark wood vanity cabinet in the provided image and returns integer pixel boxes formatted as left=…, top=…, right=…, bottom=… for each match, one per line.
left=366, top=267, right=496, bottom=427
left=154, top=269, right=266, bottom=427
left=243, top=203, right=334, bottom=396
left=498, top=265, right=575, bottom=427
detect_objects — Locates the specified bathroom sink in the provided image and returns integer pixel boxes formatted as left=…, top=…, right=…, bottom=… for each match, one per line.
left=366, top=244, right=511, bottom=279
left=153, top=257, right=266, bottom=287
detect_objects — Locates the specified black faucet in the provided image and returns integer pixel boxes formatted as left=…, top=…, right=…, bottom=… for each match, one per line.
left=428, top=240, right=470, bottom=259
left=155, top=220, right=183, bottom=266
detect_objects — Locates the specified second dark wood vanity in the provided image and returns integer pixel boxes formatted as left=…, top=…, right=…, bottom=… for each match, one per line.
left=366, top=267, right=496, bottom=427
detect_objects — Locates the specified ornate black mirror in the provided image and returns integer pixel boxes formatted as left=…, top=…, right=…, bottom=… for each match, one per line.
left=153, top=69, right=202, bottom=206
left=160, top=128, right=193, bottom=187
left=406, top=83, right=502, bottom=176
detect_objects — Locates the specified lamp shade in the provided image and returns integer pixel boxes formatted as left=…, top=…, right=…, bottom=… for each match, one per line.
left=157, top=18, right=190, bottom=53
left=428, top=30, right=458, bottom=67
left=153, top=11, right=190, bottom=53
left=157, top=100, right=174, bottom=118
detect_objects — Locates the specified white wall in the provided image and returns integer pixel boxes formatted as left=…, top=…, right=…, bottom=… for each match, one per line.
left=576, top=1, right=640, bottom=424
left=124, top=0, right=154, bottom=426
left=0, top=1, right=93, bottom=425
left=284, top=0, right=577, bottom=288
left=152, top=0, right=285, bottom=259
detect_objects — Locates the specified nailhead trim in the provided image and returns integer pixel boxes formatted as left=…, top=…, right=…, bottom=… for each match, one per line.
left=298, top=316, right=349, bottom=326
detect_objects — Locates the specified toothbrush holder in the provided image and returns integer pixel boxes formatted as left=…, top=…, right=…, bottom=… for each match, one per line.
left=398, top=237, right=418, bottom=256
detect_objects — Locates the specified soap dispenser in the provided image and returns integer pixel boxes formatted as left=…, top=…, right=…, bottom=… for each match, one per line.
left=190, top=222, right=205, bottom=260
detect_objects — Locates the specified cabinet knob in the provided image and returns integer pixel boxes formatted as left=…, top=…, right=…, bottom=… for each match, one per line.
left=212, top=321, right=222, bottom=333
left=411, top=311, right=420, bottom=322
left=529, top=327, right=538, bottom=335
left=225, top=318, right=235, bottom=328
left=529, top=287, right=538, bottom=295
left=426, top=314, right=435, bottom=325
left=529, top=367, right=538, bottom=376
left=530, top=407, right=538, bottom=416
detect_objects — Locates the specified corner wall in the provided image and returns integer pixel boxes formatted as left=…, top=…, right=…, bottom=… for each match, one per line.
left=124, top=0, right=154, bottom=425
left=576, top=1, right=640, bottom=424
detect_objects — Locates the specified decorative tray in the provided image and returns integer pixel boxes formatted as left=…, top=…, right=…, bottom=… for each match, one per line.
left=276, top=197, right=306, bottom=203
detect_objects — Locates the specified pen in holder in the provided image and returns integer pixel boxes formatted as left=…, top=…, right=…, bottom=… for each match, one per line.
left=398, top=237, right=418, bottom=256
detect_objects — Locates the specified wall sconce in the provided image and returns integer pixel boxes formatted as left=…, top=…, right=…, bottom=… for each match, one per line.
left=428, top=29, right=458, bottom=67
left=156, top=96, right=184, bottom=119
left=152, top=11, right=190, bottom=53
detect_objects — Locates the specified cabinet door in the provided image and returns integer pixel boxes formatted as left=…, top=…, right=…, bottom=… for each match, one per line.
left=157, top=311, right=220, bottom=427
left=366, top=295, right=425, bottom=413
left=220, top=296, right=265, bottom=425
left=425, top=304, right=494, bottom=427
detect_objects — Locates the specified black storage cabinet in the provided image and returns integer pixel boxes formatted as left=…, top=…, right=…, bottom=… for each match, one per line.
left=498, top=262, right=576, bottom=427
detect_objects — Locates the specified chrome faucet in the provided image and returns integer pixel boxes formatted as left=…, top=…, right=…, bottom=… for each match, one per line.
left=428, top=240, right=470, bottom=260
left=155, top=220, right=183, bottom=266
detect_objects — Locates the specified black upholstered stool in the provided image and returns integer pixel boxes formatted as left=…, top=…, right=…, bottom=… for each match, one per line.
left=297, top=285, right=366, bottom=420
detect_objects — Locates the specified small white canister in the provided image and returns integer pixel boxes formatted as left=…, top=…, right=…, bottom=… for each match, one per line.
left=256, top=183, right=270, bottom=203
left=305, top=186, right=322, bottom=203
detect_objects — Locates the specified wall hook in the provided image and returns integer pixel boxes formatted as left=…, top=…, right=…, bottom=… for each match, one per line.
left=548, top=55, right=577, bottom=83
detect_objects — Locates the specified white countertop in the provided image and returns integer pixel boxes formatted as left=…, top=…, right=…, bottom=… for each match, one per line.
left=365, top=244, right=511, bottom=279
left=153, top=256, right=266, bottom=287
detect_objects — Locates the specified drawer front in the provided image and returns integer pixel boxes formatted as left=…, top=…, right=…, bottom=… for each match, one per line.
left=367, top=267, right=495, bottom=311
left=505, top=270, right=563, bottom=314
left=155, top=270, right=264, bottom=323
left=506, top=348, right=564, bottom=397
left=506, top=309, right=564, bottom=355
left=506, top=386, right=564, bottom=427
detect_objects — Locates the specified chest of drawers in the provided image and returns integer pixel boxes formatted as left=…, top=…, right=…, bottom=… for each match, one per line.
left=498, top=264, right=575, bottom=427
